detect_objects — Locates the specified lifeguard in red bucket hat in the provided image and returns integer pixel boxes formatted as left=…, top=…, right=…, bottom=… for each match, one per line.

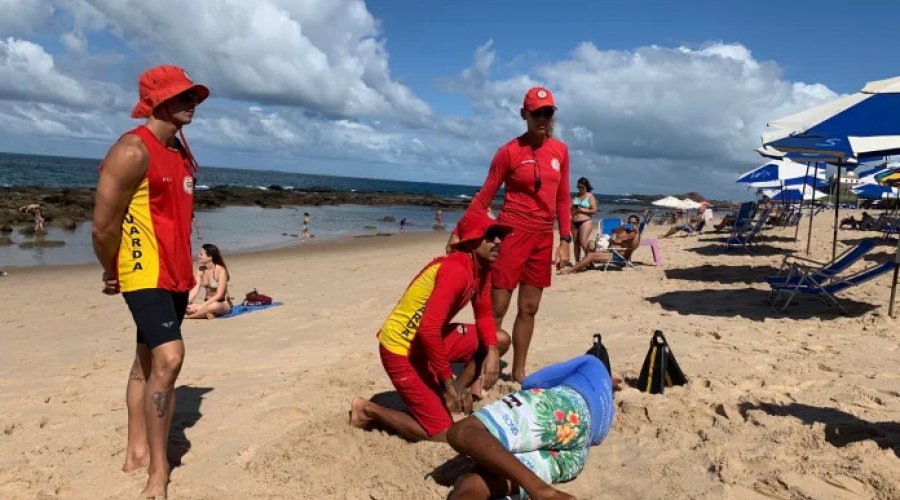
left=91, top=64, right=208, bottom=499
left=350, top=212, right=513, bottom=443
left=448, top=85, right=572, bottom=385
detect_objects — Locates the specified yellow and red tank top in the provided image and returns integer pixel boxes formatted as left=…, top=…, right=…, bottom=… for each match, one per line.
left=115, top=125, right=195, bottom=293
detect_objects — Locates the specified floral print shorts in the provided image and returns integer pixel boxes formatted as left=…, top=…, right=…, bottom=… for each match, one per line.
left=473, top=385, right=591, bottom=495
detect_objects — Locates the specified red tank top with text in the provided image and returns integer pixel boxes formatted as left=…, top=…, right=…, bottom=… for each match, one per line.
left=115, top=125, right=195, bottom=292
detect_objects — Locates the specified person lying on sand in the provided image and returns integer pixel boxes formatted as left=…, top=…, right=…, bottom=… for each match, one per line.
left=350, top=213, right=512, bottom=442
left=446, top=354, right=621, bottom=500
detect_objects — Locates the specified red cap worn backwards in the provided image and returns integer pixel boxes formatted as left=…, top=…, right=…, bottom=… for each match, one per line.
left=523, top=86, right=555, bottom=111
left=131, top=65, right=210, bottom=119
left=450, top=212, right=513, bottom=250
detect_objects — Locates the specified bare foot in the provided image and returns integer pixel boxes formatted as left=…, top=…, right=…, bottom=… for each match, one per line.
left=512, top=370, right=527, bottom=385
left=557, top=265, right=575, bottom=275
left=206, top=313, right=215, bottom=320
left=139, top=476, right=168, bottom=499
left=122, top=451, right=149, bottom=473
left=349, top=397, right=372, bottom=430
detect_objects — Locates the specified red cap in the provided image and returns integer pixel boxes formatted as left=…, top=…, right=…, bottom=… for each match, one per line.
left=131, top=65, right=210, bottom=119
left=523, top=87, right=555, bottom=111
left=450, top=212, right=513, bottom=250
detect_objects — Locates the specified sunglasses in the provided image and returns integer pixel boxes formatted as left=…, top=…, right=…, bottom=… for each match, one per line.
left=484, top=229, right=507, bottom=242
left=175, top=90, right=200, bottom=104
left=529, top=107, right=555, bottom=120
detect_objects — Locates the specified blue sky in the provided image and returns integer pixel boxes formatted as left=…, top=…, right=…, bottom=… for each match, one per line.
left=0, top=0, right=895, bottom=198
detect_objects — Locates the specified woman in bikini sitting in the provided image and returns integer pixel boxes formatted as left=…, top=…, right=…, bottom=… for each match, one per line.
left=571, top=177, right=597, bottom=262
left=559, top=214, right=641, bottom=274
left=186, top=243, right=232, bottom=320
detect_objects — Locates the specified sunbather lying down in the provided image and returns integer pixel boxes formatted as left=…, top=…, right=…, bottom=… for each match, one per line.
left=558, top=241, right=617, bottom=274
left=559, top=215, right=641, bottom=274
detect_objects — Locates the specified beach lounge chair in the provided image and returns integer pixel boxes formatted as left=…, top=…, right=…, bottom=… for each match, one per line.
left=770, top=260, right=897, bottom=314
left=599, top=217, right=622, bottom=237
left=766, top=239, right=876, bottom=301
left=720, top=207, right=771, bottom=253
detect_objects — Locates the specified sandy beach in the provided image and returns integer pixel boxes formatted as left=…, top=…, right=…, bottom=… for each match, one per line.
left=1, top=212, right=898, bottom=499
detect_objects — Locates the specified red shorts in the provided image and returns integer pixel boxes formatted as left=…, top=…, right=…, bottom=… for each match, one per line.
left=379, top=323, right=479, bottom=437
left=491, top=229, right=553, bottom=289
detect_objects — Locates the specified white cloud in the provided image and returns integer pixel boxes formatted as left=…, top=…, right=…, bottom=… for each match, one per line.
left=0, top=0, right=848, bottom=197
left=0, top=37, right=89, bottom=105
left=434, top=40, right=842, bottom=196
left=82, top=0, right=432, bottom=125
left=0, top=0, right=54, bottom=35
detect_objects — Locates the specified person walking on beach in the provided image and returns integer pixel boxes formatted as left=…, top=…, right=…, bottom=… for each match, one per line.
left=436, top=208, right=444, bottom=227
left=19, top=203, right=46, bottom=233
left=399, top=217, right=408, bottom=231
left=448, top=87, right=572, bottom=384
left=446, top=354, right=617, bottom=500
left=302, top=212, right=310, bottom=240
left=91, top=64, right=208, bottom=499
left=349, top=213, right=512, bottom=442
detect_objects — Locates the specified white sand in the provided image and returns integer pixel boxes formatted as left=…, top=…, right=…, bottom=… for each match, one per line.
left=0, top=212, right=898, bottom=499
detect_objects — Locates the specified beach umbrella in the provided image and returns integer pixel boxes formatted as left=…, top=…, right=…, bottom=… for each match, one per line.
left=652, top=196, right=684, bottom=208
left=876, top=166, right=900, bottom=186
left=748, top=175, right=828, bottom=190
left=763, top=76, right=900, bottom=161
left=762, top=187, right=828, bottom=202
left=852, top=184, right=900, bottom=199
left=763, top=76, right=900, bottom=259
left=856, top=164, right=896, bottom=185
left=678, top=198, right=703, bottom=210
left=736, top=159, right=814, bottom=185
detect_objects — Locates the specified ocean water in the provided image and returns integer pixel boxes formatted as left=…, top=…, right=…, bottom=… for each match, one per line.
left=0, top=152, right=482, bottom=197
left=0, top=152, right=650, bottom=268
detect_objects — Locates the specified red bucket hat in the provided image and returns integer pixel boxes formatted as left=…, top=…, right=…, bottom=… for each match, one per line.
left=523, top=86, right=555, bottom=112
left=450, top=212, right=513, bottom=250
left=131, top=65, right=210, bottom=119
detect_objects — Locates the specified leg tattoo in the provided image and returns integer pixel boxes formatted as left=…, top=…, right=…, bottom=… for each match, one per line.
left=129, top=368, right=145, bottom=382
left=152, top=390, right=170, bottom=418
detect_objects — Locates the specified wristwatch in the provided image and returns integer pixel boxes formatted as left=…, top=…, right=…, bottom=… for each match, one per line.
left=560, top=235, right=572, bottom=243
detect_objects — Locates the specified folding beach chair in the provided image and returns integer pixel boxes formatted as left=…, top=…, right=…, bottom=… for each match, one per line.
left=766, top=239, right=876, bottom=301
left=719, top=207, right=771, bottom=253
left=721, top=201, right=756, bottom=235
left=770, top=260, right=897, bottom=314
left=599, top=217, right=622, bottom=237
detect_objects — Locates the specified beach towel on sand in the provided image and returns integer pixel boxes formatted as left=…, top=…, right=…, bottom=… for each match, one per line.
left=218, top=301, right=283, bottom=319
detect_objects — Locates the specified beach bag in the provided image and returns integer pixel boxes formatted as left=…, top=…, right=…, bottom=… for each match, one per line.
left=242, top=288, right=273, bottom=306
left=637, top=330, right=687, bottom=394
left=585, top=333, right=612, bottom=376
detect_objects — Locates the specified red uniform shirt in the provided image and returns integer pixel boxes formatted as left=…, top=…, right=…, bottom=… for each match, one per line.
left=378, top=252, right=497, bottom=380
left=465, top=135, right=572, bottom=238
left=114, top=125, right=195, bottom=293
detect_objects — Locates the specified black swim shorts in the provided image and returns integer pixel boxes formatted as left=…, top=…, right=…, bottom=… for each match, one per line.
left=122, top=289, right=189, bottom=350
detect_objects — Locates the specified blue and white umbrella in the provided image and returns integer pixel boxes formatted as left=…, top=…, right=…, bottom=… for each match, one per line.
left=761, top=76, right=900, bottom=258
left=762, top=186, right=828, bottom=202
left=737, top=159, right=814, bottom=184
left=763, top=76, right=900, bottom=161
left=852, top=184, right=900, bottom=199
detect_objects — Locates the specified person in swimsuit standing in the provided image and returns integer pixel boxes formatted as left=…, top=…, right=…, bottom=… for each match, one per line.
left=91, top=64, right=207, bottom=499
left=185, top=243, right=231, bottom=319
left=571, top=177, right=597, bottom=262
